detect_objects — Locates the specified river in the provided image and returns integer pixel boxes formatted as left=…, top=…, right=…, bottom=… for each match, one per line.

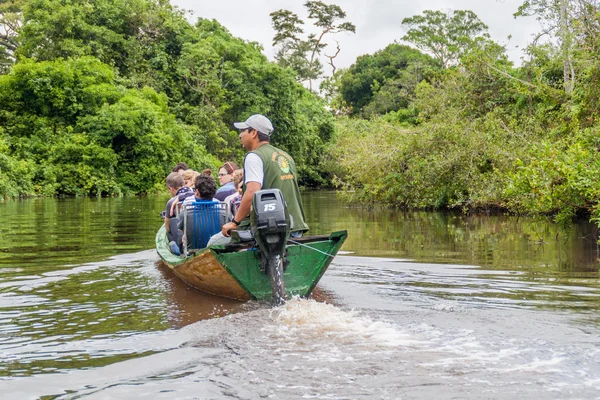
left=1, top=191, right=599, bottom=399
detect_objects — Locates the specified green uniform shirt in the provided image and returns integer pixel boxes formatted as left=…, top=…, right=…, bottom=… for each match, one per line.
left=242, top=143, right=309, bottom=232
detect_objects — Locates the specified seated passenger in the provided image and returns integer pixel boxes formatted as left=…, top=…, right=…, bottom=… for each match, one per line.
left=164, top=172, right=194, bottom=255
left=178, top=175, right=226, bottom=253
left=182, top=169, right=200, bottom=189
left=214, top=161, right=240, bottom=201
left=206, top=170, right=242, bottom=246
left=169, top=169, right=201, bottom=216
left=223, top=169, right=244, bottom=221
left=171, top=162, right=189, bottom=176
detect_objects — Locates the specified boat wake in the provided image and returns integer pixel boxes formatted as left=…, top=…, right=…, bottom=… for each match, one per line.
left=267, top=298, right=419, bottom=347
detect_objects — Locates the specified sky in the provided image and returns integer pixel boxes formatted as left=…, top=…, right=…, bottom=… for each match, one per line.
left=170, top=0, right=541, bottom=71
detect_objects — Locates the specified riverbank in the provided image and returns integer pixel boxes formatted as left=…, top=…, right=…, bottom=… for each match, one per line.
left=329, top=116, right=600, bottom=229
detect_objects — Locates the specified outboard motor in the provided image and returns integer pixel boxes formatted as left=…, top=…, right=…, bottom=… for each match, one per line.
left=251, top=189, right=290, bottom=305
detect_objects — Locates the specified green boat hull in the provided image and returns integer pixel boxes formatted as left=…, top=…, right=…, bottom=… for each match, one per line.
left=155, top=225, right=347, bottom=301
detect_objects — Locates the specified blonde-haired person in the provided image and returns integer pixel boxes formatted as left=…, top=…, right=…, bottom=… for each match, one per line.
left=181, top=169, right=200, bottom=189
left=170, top=169, right=200, bottom=216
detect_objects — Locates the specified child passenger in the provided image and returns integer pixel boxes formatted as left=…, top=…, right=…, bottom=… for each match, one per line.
left=164, top=172, right=194, bottom=255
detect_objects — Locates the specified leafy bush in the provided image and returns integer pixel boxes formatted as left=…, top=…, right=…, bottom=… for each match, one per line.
left=79, top=88, right=214, bottom=194
left=504, top=127, right=600, bottom=226
left=0, top=128, right=35, bottom=198
left=330, top=108, right=541, bottom=211
left=0, top=57, right=217, bottom=196
left=337, top=43, right=439, bottom=116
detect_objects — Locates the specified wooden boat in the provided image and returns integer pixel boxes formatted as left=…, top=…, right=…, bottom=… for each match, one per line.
left=155, top=225, right=348, bottom=302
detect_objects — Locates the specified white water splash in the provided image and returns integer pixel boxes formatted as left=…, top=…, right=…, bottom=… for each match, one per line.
left=265, top=298, right=419, bottom=348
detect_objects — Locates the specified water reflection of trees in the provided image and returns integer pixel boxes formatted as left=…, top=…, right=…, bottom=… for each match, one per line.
left=1, top=192, right=598, bottom=275
left=303, top=191, right=600, bottom=274
left=155, top=260, right=249, bottom=328
left=0, top=196, right=169, bottom=274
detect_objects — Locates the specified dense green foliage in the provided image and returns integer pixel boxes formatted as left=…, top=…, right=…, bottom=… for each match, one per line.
left=401, top=9, right=490, bottom=69
left=0, top=57, right=213, bottom=196
left=337, top=43, right=438, bottom=117
left=330, top=3, right=600, bottom=227
left=4, top=0, right=600, bottom=230
left=0, top=0, right=334, bottom=198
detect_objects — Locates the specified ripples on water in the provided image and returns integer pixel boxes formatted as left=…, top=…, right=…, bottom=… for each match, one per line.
left=2, top=254, right=600, bottom=399
left=1, top=193, right=600, bottom=399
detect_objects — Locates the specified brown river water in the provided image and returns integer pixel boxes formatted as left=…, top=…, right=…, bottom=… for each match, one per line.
left=1, top=191, right=600, bottom=399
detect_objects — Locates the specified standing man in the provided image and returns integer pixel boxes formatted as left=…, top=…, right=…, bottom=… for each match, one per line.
left=221, top=114, right=309, bottom=237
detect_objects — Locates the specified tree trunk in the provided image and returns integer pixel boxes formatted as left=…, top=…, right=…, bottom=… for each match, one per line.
left=559, top=0, right=574, bottom=94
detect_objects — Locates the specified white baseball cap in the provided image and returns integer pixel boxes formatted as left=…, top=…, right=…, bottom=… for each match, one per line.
left=233, top=114, right=274, bottom=135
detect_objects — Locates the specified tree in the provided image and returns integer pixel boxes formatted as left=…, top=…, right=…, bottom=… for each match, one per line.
left=515, top=0, right=573, bottom=93
left=270, top=1, right=355, bottom=90
left=18, top=0, right=193, bottom=89
left=514, top=0, right=600, bottom=95
left=337, top=43, right=438, bottom=116
left=172, top=17, right=337, bottom=184
left=0, top=57, right=216, bottom=196
left=0, top=0, right=25, bottom=72
left=401, top=9, right=490, bottom=69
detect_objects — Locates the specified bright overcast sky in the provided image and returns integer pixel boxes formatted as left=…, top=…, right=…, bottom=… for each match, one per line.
left=171, top=0, right=540, bottom=71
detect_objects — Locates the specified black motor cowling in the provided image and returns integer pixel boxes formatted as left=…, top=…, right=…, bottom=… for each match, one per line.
left=251, top=189, right=289, bottom=305
left=251, top=189, right=290, bottom=259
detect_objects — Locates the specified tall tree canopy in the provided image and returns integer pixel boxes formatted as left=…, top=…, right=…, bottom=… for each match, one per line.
left=401, top=9, right=490, bottom=69
left=515, top=0, right=600, bottom=94
left=337, top=43, right=438, bottom=116
left=270, top=1, right=355, bottom=90
left=0, top=0, right=25, bottom=72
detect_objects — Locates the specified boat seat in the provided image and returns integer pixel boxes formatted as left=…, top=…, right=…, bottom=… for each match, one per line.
left=182, top=201, right=227, bottom=254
